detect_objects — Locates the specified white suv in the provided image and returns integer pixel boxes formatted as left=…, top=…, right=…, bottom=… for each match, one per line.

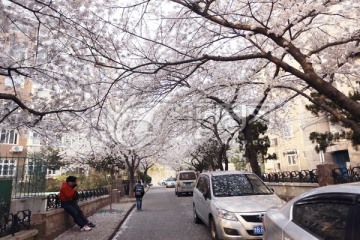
left=193, top=171, right=285, bottom=240
left=175, top=170, right=197, bottom=196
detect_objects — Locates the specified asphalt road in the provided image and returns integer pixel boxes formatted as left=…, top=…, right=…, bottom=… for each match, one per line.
left=112, top=186, right=211, bottom=240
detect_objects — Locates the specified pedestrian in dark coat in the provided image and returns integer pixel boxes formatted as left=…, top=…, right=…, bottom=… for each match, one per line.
left=133, top=180, right=145, bottom=211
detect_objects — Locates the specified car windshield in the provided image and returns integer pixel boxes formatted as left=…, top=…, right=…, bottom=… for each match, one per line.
left=211, top=174, right=272, bottom=197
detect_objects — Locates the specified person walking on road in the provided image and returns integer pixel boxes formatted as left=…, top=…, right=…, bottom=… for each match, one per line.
left=59, top=176, right=95, bottom=231
left=133, top=180, right=145, bottom=211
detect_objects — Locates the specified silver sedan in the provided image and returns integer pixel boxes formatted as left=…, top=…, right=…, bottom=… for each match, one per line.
left=193, top=171, right=285, bottom=240
left=263, top=182, right=360, bottom=240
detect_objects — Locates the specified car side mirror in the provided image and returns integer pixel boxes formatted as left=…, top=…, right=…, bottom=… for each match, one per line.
left=203, top=190, right=210, bottom=200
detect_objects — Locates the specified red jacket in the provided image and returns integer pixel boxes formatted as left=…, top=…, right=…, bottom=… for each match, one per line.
left=59, top=182, right=76, bottom=202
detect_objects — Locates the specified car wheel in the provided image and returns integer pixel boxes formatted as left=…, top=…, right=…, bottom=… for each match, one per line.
left=193, top=204, right=201, bottom=224
left=209, top=217, right=219, bottom=240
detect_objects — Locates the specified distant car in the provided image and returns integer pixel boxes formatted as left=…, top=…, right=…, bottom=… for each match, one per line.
left=158, top=179, right=167, bottom=186
left=165, top=177, right=176, bottom=188
left=175, top=170, right=197, bottom=196
left=193, top=171, right=285, bottom=240
left=263, top=182, right=360, bottom=240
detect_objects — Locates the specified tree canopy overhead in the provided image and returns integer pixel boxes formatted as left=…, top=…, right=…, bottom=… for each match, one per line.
left=0, top=0, right=359, bottom=169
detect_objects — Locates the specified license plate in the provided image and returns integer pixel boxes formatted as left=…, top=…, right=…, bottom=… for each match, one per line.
left=253, top=226, right=263, bottom=235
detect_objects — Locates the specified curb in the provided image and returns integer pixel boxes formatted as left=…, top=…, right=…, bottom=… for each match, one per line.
left=107, top=187, right=150, bottom=239
left=107, top=203, right=135, bottom=240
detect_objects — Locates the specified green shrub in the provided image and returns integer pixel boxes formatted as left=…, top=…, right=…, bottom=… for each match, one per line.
left=45, top=173, right=112, bottom=192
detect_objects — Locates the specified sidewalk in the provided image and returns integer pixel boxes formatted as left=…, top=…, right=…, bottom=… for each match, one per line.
left=54, top=197, right=135, bottom=240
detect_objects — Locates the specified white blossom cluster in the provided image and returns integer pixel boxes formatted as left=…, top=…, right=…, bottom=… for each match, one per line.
left=0, top=0, right=359, bottom=168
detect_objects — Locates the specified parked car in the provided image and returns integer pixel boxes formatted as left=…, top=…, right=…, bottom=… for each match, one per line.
left=165, top=177, right=176, bottom=188
left=193, top=171, right=285, bottom=240
left=175, top=170, right=197, bottom=196
left=158, top=179, right=168, bottom=186
left=263, top=182, right=360, bottom=240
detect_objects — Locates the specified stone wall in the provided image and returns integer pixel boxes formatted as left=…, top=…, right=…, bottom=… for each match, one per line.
left=266, top=182, right=319, bottom=201
left=10, top=197, right=47, bottom=215
left=3, top=189, right=123, bottom=240
left=31, top=196, right=110, bottom=240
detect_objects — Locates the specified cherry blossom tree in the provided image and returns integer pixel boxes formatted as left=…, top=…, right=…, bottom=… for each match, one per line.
left=1, top=0, right=359, bottom=175
left=113, top=0, right=360, bottom=140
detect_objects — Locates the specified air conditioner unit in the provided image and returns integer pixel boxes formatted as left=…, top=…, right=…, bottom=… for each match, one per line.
left=10, top=146, right=24, bottom=153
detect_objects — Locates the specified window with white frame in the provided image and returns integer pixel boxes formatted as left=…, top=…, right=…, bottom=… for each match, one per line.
left=0, top=159, right=16, bottom=176
left=286, top=153, right=297, bottom=165
left=30, top=132, right=41, bottom=145
left=0, top=129, right=18, bottom=144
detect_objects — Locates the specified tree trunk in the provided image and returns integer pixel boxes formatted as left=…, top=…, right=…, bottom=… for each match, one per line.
left=128, top=167, right=135, bottom=198
left=217, top=149, right=224, bottom=171
left=244, top=128, right=262, bottom=177
left=220, top=144, right=229, bottom=171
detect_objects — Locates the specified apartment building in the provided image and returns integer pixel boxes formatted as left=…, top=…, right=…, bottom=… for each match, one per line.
left=0, top=73, right=32, bottom=177
left=0, top=76, right=64, bottom=178
left=265, top=92, right=360, bottom=173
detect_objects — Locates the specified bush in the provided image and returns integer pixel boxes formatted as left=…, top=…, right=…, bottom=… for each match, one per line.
left=45, top=173, right=113, bottom=192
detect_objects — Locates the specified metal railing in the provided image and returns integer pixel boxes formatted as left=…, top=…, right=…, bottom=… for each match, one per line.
left=262, top=167, right=360, bottom=185
left=46, top=187, right=109, bottom=211
left=332, top=166, right=360, bottom=184
left=261, top=169, right=318, bottom=183
left=0, top=156, right=48, bottom=198
left=0, top=209, right=31, bottom=238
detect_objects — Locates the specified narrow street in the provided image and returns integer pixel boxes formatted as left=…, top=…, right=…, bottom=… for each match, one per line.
left=112, top=186, right=211, bottom=240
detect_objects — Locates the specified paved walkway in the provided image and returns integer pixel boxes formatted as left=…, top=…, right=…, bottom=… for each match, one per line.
left=54, top=199, right=135, bottom=240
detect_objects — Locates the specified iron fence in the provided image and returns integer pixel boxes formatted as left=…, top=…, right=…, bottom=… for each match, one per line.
left=262, top=167, right=360, bottom=185
left=261, top=169, right=318, bottom=183
left=0, top=209, right=31, bottom=238
left=0, top=156, right=48, bottom=198
left=46, top=187, right=109, bottom=211
left=332, top=166, right=360, bottom=184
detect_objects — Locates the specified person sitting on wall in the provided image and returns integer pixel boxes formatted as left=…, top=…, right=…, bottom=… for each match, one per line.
left=59, top=176, right=95, bottom=231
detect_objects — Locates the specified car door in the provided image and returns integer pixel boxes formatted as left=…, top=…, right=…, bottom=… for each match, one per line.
left=194, top=175, right=211, bottom=225
left=282, top=193, right=360, bottom=240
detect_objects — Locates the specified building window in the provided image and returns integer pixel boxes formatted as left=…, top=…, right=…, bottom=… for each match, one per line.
left=30, top=132, right=41, bottom=145
left=286, top=154, right=297, bottom=165
left=0, top=129, right=18, bottom=144
left=27, top=159, right=47, bottom=176
left=0, top=159, right=16, bottom=176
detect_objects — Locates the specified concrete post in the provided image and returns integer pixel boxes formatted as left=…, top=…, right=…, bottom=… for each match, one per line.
left=111, top=189, right=120, bottom=203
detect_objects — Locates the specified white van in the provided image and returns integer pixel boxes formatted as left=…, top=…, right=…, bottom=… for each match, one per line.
left=175, top=170, right=197, bottom=196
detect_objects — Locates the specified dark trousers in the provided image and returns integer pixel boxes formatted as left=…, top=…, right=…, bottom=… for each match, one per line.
left=61, top=201, right=88, bottom=228
left=135, top=197, right=143, bottom=210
